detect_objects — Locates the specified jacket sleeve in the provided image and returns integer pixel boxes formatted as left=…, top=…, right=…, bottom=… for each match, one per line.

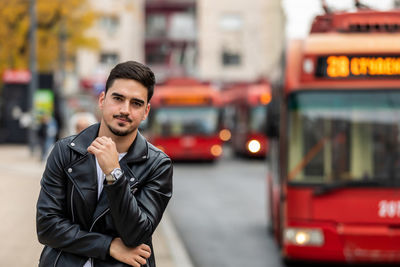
left=36, top=140, right=113, bottom=260
left=104, top=154, right=173, bottom=247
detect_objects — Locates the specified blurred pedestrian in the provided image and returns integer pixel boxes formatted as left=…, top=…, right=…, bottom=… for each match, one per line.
left=69, top=111, right=98, bottom=134
left=37, top=114, right=47, bottom=160
left=36, top=61, right=173, bottom=267
left=37, top=113, right=58, bottom=161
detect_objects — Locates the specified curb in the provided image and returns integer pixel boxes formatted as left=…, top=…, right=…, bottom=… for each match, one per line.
left=160, top=212, right=195, bottom=267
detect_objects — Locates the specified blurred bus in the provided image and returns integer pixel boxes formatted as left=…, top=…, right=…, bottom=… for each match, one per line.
left=147, top=78, right=223, bottom=161
left=221, top=81, right=271, bottom=157
left=267, top=8, right=400, bottom=264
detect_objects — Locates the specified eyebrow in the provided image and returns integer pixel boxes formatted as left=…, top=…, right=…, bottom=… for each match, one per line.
left=111, top=92, right=145, bottom=105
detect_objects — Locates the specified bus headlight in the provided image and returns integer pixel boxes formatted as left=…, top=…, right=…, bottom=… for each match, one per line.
left=210, top=144, right=223, bottom=157
left=247, top=140, right=261, bottom=153
left=219, top=129, right=231, bottom=142
left=284, top=228, right=324, bottom=246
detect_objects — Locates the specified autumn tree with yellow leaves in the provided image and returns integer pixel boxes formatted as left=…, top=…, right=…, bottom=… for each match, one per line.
left=0, top=0, right=99, bottom=76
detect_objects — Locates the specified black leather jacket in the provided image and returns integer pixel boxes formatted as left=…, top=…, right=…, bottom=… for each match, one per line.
left=36, top=123, right=173, bottom=267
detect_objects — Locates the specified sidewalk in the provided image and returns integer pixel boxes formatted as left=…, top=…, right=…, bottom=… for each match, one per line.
left=0, top=145, right=193, bottom=267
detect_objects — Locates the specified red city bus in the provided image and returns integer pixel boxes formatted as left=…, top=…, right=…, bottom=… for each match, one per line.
left=147, top=78, right=223, bottom=161
left=221, top=81, right=272, bottom=157
left=267, top=8, right=400, bottom=264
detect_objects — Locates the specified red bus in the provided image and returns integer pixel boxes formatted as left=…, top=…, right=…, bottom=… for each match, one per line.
left=221, top=81, right=272, bottom=157
left=147, top=78, right=223, bottom=161
left=267, top=8, right=400, bottom=264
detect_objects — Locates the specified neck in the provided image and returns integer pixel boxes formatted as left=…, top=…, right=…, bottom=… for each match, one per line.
left=98, top=120, right=137, bottom=153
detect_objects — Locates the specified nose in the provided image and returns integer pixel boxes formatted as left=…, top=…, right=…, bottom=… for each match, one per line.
left=120, top=100, right=129, bottom=114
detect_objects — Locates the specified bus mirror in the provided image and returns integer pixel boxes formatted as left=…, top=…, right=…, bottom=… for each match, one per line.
left=266, top=100, right=280, bottom=138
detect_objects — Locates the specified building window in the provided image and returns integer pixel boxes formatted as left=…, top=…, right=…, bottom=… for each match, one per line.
left=100, top=53, right=119, bottom=66
left=145, top=45, right=169, bottom=65
left=219, top=14, right=242, bottom=31
left=146, top=14, right=167, bottom=38
left=220, top=14, right=242, bottom=67
left=169, top=13, right=196, bottom=40
left=99, top=15, right=119, bottom=35
left=222, top=49, right=241, bottom=66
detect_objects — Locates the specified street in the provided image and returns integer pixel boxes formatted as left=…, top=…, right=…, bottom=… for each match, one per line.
left=168, top=147, right=284, bottom=267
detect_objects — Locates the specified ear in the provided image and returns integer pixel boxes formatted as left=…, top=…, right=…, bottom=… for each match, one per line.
left=98, top=92, right=105, bottom=110
left=142, top=103, right=151, bottom=121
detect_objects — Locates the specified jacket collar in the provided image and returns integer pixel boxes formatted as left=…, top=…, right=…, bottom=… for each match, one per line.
left=68, top=123, right=149, bottom=163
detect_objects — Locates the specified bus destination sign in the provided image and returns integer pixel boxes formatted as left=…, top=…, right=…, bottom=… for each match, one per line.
left=316, top=55, right=400, bottom=78
left=162, top=96, right=211, bottom=106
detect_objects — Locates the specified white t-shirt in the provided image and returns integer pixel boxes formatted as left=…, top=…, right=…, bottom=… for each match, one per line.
left=83, top=152, right=127, bottom=267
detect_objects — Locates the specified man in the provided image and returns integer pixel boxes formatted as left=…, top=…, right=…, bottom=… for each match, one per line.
left=36, top=61, right=173, bottom=267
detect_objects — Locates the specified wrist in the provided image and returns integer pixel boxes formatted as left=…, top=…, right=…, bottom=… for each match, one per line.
left=105, top=167, right=123, bottom=184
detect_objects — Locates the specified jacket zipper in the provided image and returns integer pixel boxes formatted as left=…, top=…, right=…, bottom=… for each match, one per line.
left=71, top=185, right=75, bottom=222
left=53, top=250, right=62, bottom=267
left=88, top=209, right=109, bottom=267
left=90, top=208, right=109, bottom=231
left=54, top=185, right=77, bottom=267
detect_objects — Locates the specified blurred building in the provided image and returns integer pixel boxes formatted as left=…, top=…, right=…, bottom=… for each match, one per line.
left=197, top=0, right=285, bottom=84
left=144, top=0, right=285, bottom=84
left=73, top=0, right=284, bottom=89
left=145, top=0, right=197, bottom=83
left=74, top=0, right=145, bottom=95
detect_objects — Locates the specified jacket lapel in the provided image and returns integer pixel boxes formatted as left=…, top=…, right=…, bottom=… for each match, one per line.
left=66, top=124, right=100, bottom=220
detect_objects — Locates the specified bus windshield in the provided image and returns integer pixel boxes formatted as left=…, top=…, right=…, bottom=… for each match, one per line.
left=250, top=105, right=267, bottom=133
left=287, top=90, right=400, bottom=186
left=152, top=107, right=219, bottom=136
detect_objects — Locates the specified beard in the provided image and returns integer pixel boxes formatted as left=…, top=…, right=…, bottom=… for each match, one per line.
left=106, top=123, right=135, bottom=136
left=106, top=115, right=136, bottom=136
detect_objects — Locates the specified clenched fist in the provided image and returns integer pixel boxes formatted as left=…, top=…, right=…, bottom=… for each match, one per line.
left=87, top=136, right=120, bottom=175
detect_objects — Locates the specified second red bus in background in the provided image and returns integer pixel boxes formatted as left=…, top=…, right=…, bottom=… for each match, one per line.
left=221, top=81, right=272, bottom=158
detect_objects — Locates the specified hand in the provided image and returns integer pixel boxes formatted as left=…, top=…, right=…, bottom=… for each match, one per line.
left=87, top=136, right=119, bottom=175
left=109, top=238, right=151, bottom=267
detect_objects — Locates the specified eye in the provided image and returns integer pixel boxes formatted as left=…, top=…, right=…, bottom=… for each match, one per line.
left=132, top=101, right=143, bottom=107
left=113, top=96, right=123, bottom=101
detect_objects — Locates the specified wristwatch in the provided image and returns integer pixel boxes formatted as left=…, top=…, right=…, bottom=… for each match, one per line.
left=105, top=168, right=124, bottom=184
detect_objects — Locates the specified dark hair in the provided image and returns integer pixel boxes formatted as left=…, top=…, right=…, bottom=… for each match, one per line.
left=105, top=61, right=156, bottom=102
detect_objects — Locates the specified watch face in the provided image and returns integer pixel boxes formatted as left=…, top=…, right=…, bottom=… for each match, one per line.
left=113, top=168, right=123, bottom=179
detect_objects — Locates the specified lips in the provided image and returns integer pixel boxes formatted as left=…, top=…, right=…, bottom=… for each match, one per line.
left=117, top=118, right=128, bottom=123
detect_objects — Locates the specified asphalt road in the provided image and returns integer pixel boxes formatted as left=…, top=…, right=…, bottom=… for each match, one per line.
left=167, top=149, right=284, bottom=267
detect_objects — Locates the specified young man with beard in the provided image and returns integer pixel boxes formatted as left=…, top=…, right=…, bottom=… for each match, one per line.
left=36, top=61, right=173, bottom=267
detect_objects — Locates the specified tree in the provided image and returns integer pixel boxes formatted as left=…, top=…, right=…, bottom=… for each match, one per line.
left=0, top=0, right=99, bottom=75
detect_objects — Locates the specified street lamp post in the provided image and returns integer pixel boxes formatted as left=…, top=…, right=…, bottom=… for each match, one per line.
left=28, top=0, right=38, bottom=155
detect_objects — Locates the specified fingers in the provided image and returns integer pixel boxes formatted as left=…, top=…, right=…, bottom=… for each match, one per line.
left=135, top=255, right=147, bottom=265
left=92, top=136, right=114, bottom=148
left=87, top=137, right=115, bottom=154
left=139, top=243, right=151, bottom=253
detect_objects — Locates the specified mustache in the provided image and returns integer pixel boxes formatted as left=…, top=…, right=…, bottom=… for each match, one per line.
left=113, top=114, right=132, bottom=122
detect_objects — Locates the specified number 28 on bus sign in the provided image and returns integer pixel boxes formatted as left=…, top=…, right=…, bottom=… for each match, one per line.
left=318, top=55, right=400, bottom=78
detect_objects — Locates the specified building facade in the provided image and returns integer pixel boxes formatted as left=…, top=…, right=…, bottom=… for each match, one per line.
left=74, top=0, right=145, bottom=94
left=197, top=0, right=285, bottom=84
left=73, top=0, right=285, bottom=90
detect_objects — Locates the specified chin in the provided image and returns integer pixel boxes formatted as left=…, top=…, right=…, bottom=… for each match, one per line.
left=109, top=124, right=136, bottom=137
